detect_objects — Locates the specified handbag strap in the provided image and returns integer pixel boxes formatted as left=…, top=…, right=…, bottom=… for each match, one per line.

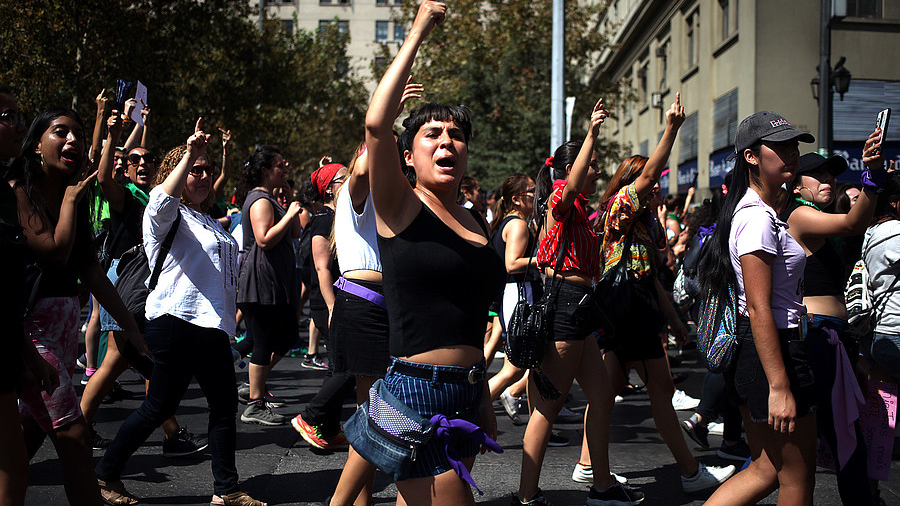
left=148, top=211, right=182, bottom=291
left=546, top=208, right=572, bottom=303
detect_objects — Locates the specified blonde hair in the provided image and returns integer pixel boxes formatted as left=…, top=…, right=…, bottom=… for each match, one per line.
left=153, top=145, right=216, bottom=212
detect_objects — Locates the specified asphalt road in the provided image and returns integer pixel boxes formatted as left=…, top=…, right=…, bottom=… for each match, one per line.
left=24, top=341, right=900, bottom=505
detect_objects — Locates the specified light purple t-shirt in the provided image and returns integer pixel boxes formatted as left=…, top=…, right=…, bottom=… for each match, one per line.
left=729, top=188, right=806, bottom=328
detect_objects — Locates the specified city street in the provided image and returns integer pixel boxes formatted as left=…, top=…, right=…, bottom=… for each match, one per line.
left=25, top=342, right=900, bottom=505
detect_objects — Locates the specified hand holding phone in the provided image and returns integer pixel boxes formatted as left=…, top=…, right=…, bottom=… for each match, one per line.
left=874, top=108, right=890, bottom=155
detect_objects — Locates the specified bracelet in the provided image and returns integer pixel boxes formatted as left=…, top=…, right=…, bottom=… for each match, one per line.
left=861, top=168, right=886, bottom=193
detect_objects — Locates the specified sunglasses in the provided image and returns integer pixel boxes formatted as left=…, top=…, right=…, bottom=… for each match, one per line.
left=127, top=152, right=156, bottom=165
left=189, top=164, right=217, bottom=177
left=0, top=111, right=24, bottom=127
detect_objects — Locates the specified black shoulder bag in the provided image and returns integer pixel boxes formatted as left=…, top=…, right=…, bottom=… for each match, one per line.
left=115, top=211, right=183, bottom=333
left=504, top=207, right=568, bottom=401
left=593, top=221, right=635, bottom=324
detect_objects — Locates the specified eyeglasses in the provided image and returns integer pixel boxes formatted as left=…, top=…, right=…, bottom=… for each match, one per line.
left=127, top=152, right=156, bottom=165
left=189, top=164, right=217, bottom=177
left=329, top=176, right=345, bottom=187
left=518, top=188, right=536, bottom=197
left=0, top=111, right=23, bottom=127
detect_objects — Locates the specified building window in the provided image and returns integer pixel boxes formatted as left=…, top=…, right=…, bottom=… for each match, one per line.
left=718, top=0, right=738, bottom=41
left=321, top=0, right=351, bottom=4
left=281, top=19, right=294, bottom=32
left=375, top=20, right=389, bottom=41
left=373, top=56, right=388, bottom=76
left=637, top=62, right=648, bottom=108
left=319, top=19, right=350, bottom=34
left=657, top=39, right=669, bottom=91
left=376, top=0, right=402, bottom=4
left=719, top=0, right=730, bottom=40
left=623, top=73, right=634, bottom=122
left=679, top=112, right=699, bottom=164
left=847, top=0, right=882, bottom=18
left=393, top=23, right=406, bottom=41
left=639, top=140, right=649, bottom=157
left=712, top=89, right=738, bottom=151
left=685, top=9, right=700, bottom=70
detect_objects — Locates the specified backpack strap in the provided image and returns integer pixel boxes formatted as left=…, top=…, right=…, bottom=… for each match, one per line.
left=148, top=211, right=182, bottom=291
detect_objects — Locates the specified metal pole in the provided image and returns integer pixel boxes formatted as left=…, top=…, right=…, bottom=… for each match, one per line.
left=550, top=0, right=565, bottom=153
left=818, top=0, right=831, bottom=156
left=259, top=0, right=266, bottom=31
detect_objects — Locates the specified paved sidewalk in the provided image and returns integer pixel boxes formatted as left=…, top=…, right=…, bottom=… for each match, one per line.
left=25, top=347, right=900, bottom=505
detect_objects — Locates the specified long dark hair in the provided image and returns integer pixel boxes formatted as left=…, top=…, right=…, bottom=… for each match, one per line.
left=873, top=172, right=900, bottom=223
left=491, top=173, right=532, bottom=233
left=12, top=108, right=87, bottom=222
left=533, top=141, right=580, bottom=224
left=238, top=145, right=281, bottom=200
left=600, top=155, right=649, bottom=205
left=698, top=145, right=761, bottom=297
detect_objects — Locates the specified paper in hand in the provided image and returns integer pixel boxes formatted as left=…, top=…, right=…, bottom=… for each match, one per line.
left=131, top=81, right=148, bottom=126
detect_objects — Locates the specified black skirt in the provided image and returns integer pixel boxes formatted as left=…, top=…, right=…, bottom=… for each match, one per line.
left=330, top=279, right=391, bottom=377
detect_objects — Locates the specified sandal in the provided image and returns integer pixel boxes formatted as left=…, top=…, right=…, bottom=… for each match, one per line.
left=211, top=491, right=267, bottom=506
left=98, top=479, right=139, bottom=505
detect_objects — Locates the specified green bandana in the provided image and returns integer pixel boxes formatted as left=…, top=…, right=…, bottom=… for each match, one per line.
left=123, top=181, right=150, bottom=207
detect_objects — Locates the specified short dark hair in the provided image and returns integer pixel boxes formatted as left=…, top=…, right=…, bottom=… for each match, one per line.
left=400, top=102, right=473, bottom=151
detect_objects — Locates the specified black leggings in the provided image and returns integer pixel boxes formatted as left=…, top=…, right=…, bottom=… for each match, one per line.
left=695, top=372, right=743, bottom=442
left=238, top=303, right=298, bottom=366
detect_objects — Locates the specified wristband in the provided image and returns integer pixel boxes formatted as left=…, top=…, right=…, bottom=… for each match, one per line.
left=861, top=168, right=886, bottom=193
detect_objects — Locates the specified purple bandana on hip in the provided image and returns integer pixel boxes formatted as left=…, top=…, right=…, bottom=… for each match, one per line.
left=428, top=414, right=504, bottom=494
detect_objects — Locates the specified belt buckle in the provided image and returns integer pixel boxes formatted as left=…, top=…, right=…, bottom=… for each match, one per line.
left=467, top=368, right=477, bottom=385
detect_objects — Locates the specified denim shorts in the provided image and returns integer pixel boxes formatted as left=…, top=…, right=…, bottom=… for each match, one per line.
left=99, top=258, right=124, bottom=332
left=546, top=278, right=598, bottom=341
left=863, top=331, right=900, bottom=378
left=725, top=317, right=816, bottom=424
left=377, top=358, right=484, bottom=480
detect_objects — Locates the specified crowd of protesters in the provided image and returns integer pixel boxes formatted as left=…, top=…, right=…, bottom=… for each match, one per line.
left=3, top=2, right=900, bottom=505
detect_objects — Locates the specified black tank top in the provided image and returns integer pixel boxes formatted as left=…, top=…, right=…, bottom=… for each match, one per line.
left=491, top=215, right=538, bottom=283
left=779, top=200, right=845, bottom=298
left=378, top=204, right=505, bottom=357
left=237, top=189, right=298, bottom=305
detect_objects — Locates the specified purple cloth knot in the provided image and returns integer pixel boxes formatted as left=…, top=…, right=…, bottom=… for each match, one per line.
left=697, top=224, right=716, bottom=247
left=428, top=414, right=503, bottom=495
left=824, top=327, right=866, bottom=470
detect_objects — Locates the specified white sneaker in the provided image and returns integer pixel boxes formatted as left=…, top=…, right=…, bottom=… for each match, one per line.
left=707, top=421, right=724, bottom=435
left=681, top=462, right=735, bottom=493
left=572, top=463, right=627, bottom=484
left=614, top=395, right=625, bottom=403
left=672, top=390, right=700, bottom=411
left=500, top=387, right=525, bottom=426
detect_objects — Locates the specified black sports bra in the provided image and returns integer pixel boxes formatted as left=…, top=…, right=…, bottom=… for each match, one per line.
left=378, top=204, right=505, bottom=357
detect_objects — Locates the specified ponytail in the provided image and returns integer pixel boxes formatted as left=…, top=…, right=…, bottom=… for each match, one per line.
left=698, top=146, right=759, bottom=297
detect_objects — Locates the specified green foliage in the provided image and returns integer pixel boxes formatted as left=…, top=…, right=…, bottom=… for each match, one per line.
left=0, top=0, right=368, bottom=192
left=392, top=0, right=626, bottom=191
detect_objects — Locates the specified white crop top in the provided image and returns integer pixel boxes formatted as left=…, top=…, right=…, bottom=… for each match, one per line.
left=334, top=185, right=381, bottom=274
